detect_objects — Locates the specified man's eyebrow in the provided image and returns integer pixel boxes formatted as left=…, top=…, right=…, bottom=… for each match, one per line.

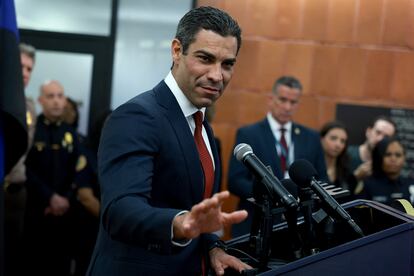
left=194, top=49, right=215, bottom=58
left=224, top=57, right=237, bottom=64
left=194, top=49, right=236, bottom=63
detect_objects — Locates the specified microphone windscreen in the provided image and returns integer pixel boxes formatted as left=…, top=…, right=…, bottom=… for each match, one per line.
left=288, top=159, right=318, bottom=187
left=280, top=178, right=299, bottom=199
left=234, top=143, right=253, bottom=162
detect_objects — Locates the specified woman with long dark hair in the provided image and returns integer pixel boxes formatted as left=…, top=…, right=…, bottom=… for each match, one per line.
left=320, top=121, right=357, bottom=200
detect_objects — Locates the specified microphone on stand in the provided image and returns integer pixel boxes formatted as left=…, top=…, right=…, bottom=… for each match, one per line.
left=289, top=159, right=364, bottom=237
left=234, top=143, right=298, bottom=209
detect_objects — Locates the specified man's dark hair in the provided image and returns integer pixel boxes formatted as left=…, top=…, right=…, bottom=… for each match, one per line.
left=175, top=6, right=242, bottom=55
left=19, top=42, right=36, bottom=61
left=369, top=115, right=397, bottom=132
left=272, top=75, right=303, bottom=94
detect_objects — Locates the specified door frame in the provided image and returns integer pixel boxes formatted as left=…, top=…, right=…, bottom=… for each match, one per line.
left=19, top=0, right=118, bottom=134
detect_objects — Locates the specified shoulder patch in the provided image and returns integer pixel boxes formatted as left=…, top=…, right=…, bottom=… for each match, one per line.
left=34, top=142, right=46, bottom=151
left=76, top=155, right=87, bottom=172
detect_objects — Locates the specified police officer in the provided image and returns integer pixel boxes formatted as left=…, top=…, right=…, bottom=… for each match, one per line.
left=360, top=137, right=414, bottom=206
left=24, top=80, right=81, bottom=276
left=62, top=97, right=106, bottom=276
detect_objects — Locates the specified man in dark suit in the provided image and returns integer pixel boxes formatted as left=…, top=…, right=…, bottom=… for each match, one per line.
left=87, top=6, right=251, bottom=276
left=228, top=76, right=327, bottom=237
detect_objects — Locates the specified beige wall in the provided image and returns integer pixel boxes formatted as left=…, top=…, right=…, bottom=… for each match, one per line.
left=198, top=0, right=414, bottom=239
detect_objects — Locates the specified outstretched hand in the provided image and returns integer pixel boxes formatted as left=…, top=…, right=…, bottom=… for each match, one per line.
left=173, top=191, right=248, bottom=240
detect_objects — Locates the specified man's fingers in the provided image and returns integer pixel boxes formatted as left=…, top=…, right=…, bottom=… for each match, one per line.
left=192, top=191, right=230, bottom=215
left=222, top=210, right=248, bottom=225
left=223, top=254, right=253, bottom=273
left=213, top=190, right=230, bottom=202
left=197, top=191, right=230, bottom=212
left=183, top=191, right=245, bottom=238
left=228, top=256, right=252, bottom=273
left=237, top=261, right=253, bottom=273
left=213, top=264, right=225, bottom=276
left=212, top=252, right=253, bottom=275
left=192, top=195, right=221, bottom=214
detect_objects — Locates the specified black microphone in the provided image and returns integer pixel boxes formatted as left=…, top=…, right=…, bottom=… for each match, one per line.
left=288, top=159, right=364, bottom=237
left=234, top=143, right=298, bottom=209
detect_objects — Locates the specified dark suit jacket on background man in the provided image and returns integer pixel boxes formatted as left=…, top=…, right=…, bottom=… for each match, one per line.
left=228, top=76, right=327, bottom=237
left=228, top=117, right=326, bottom=236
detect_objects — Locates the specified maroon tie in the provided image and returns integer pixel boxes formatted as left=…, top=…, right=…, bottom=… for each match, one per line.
left=193, top=111, right=214, bottom=199
left=280, top=127, right=288, bottom=174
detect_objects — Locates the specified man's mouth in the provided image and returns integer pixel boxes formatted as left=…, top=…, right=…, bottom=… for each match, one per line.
left=202, top=86, right=221, bottom=93
left=200, top=87, right=221, bottom=98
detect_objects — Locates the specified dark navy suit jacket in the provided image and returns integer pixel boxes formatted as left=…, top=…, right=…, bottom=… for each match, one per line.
left=228, top=118, right=327, bottom=237
left=87, top=81, right=221, bottom=275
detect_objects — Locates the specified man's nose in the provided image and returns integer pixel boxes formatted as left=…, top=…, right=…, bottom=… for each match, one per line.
left=207, top=64, right=223, bottom=82
left=283, top=101, right=293, bottom=110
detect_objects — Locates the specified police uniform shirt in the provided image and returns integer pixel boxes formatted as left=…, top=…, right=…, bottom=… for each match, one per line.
left=363, top=175, right=414, bottom=206
left=25, top=114, right=80, bottom=204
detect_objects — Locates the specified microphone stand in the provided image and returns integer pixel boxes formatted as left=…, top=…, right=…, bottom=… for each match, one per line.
left=249, top=167, right=299, bottom=270
left=249, top=179, right=273, bottom=271
left=284, top=206, right=303, bottom=260
left=298, top=187, right=320, bottom=256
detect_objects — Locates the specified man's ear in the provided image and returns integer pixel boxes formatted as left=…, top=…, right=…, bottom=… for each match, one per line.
left=171, top=39, right=182, bottom=64
left=267, top=93, right=275, bottom=109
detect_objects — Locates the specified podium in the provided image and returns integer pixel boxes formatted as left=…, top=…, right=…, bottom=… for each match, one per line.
left=224, top=199, right=414, bottom=275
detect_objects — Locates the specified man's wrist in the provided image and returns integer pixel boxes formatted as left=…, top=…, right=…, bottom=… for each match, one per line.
left=171, top=210, right=192, bottom=247
left=172, top=210, right=187, bottom=239
left=208, top=239, right=226, bottom=252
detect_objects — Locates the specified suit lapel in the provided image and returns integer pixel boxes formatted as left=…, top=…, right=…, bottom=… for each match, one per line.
left=292, top=123, right=302, bottom=160
left=154, top=81, right=204, bottom=202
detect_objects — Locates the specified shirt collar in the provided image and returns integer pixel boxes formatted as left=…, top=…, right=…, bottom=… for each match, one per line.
left=164, top=71, right=205, bottom=119
left=41, top=114, right=62, bottom=126
left=267, top=112, right=292, bottom=134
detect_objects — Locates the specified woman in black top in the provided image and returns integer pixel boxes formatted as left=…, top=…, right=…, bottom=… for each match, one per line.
left=320, top=121, right=357, bottom=201
left=362, top=137, right=413, bottom=206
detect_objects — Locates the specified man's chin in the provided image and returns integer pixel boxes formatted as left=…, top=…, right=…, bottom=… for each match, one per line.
left=195, top=98, right=216, bottom=109
left=49, top=113, right=64, bottom=120
left=277, top=119, right=290, bottom=125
